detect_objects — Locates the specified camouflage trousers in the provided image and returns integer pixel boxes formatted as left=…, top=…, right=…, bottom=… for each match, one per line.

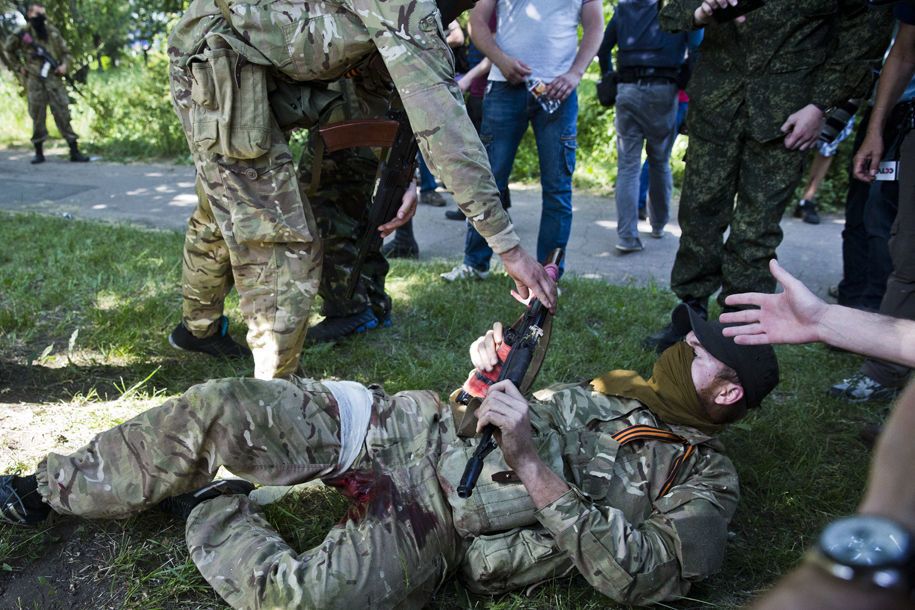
left=671, top=108, right=807, bottom=306
left=36, top=377, right=462, bottom=609
left=171, top=64, right=323, bottom=379
left=301, top=132, right=392, bottom=320
left=26, top=74, right=78, bottom=145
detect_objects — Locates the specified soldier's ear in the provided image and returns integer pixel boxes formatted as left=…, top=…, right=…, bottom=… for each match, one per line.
left=715, top=382, right=743, bottom=407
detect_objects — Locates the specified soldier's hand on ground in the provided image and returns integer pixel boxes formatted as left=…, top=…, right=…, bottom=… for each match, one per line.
left=781, top=104, right=825, bottom=150
left=378, top=181, right=418, bottom=237
left=544, top=71, right=580, bottom=102
left=476, top=380, right=537, bottom=469
left=721, top=259, right=827, bottom=345
left=853, top=131, right=884, bottom=182
left=470, top=321, right=504, bottom=372
left=694, top=0, right=747, bottom=26
left=497, top=56, right=532, bottom=85
left=499, top=246, right=558, bottom=312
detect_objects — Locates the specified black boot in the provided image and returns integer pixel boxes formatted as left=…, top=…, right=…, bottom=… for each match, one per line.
left=68, top=140, right=90, bottom=162
left=157, top=479, right=255, bottom=521
left=305, top=307, right=383, bottom=344
left=382, top=219, right=419, bottom=259
left=794, top=199, right=820, bottom=225
left=642, top=298, right=708, bottom=353
left=30, top=143, right=45, bottom=164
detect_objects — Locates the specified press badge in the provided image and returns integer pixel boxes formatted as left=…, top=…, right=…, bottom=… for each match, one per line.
left=875, top=161, right=898, bottom=182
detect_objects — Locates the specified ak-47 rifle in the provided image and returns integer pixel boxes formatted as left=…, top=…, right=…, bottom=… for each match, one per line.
left=345, top=109, right=418, bottom=299
left=456, top=248, right=563, bottom=499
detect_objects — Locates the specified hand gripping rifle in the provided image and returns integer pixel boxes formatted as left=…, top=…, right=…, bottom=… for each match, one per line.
left=345, top=109, right=418, bottom=299
left=456, top=248, right=563, bottom=498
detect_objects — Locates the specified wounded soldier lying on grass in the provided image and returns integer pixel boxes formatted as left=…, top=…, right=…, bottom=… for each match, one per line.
left=0, top=305, right=778, bottom=608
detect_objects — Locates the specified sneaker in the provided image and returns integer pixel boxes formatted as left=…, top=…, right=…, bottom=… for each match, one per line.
left=420, top=190, right=447, bottom=207
left=615, top=237, right=644, bottom=253
left=0, top=474, right=49, bottom=525
left=440, top=264, right=490, bottom=282
left=306, top=308, right=381, bottom=343
left=650, top=228, right=665, bottom=239
left=158, top=479, right=255, bottom=521
left=169, top=315, right=252, bottom=359
left=828, top=374, right=899, bottom=403
left=444, top=209, right=464, bottom=221
left=382, top=239, right=419, bottom=259
left=794, top=199, right=821, bottom=225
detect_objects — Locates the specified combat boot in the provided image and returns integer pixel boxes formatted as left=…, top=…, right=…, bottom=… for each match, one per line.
left=794, top=199, right=820, bottom=225
left=642, top=298, right=708, bottom=353
left=169, top=315, right=252, bottom=359
left=157, top=479, right=255, bottom=521
left=383, top=219, right=420, bottom=259
left=68, top=140, right=90, bottom=162
left=306, top=307, right=386, bottom=343
left=30, top=143, right=45, bottom=164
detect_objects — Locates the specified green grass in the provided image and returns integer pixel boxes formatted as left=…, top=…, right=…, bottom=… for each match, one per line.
left=0, top=211, right=880, bottom=608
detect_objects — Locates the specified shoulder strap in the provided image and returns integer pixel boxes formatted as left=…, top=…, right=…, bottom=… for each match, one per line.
left=612, top=424, right=696, bottom=499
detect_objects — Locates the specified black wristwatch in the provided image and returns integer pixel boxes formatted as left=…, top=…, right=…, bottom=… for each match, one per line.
left=808, top=515, right=915, bottom=595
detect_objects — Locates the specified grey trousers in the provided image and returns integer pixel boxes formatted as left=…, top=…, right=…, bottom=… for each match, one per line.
left=613, top=80, right=679, bottom=240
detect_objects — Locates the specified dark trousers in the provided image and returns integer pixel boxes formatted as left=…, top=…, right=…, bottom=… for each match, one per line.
left=861, top=127, right=915, bottom=387
left=838, top=107, right=899, bottom=311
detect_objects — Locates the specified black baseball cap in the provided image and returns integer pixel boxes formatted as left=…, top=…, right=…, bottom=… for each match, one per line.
left=672, top=304, right=779, bottom=408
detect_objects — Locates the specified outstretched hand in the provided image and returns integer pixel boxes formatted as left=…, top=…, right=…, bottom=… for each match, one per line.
left=499, top=246, right=558, bottom=312
left=720, top=259, right=828, bottom=345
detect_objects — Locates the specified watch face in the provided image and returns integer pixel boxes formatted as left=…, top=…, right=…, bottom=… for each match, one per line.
left=821, top=515, right=912, bottom=568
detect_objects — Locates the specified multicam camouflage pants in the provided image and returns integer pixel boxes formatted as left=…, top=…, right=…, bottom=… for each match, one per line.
left=27, top=74, right=78, bottom=145
left=671, top=107, right=807, bottom=307
left=36, top=377, right=462, bottom=609
left=170, top=65, right=323, bottom=379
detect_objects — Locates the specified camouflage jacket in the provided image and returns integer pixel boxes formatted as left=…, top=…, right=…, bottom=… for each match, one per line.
left=659, top=0, right=892, bottom=142
left=168, top=0, right=519, bottom=253
left=443, top=383, right=739, bottom=606
left=4, top=23, right=72, bottom=80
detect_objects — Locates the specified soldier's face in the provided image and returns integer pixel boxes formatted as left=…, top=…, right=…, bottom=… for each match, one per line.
left=27, top=5, right=45, bottom=19
left=685, top=331, right=729, bottom=396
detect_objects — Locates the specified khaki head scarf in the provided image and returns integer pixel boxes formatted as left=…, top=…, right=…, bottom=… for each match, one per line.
left=591, top=342, right=724, bottom=436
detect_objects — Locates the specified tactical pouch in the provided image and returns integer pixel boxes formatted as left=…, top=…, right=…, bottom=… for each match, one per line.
left=190, top=44, right=271, bottom=160
left=269, top=80, right=343, bottom=131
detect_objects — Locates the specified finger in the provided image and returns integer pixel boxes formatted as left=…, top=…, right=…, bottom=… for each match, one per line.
left=476, top=408, right=510, bottom=433
left=732, top=334, right=772, bottom=346
left=721, top=323, right=764, bottom=337
left=481, top=329, right=500, bottom=369
left=491, top=379, right=524, bottom=402
left=769, top=259, right=803, bottom=293
left=492, top=321, right=503, bottom=346
left=719, top=309, right=762, bottom=324
left=780, top=117, right=794, bottom=134
left=723, top=292, right=767, bottom=308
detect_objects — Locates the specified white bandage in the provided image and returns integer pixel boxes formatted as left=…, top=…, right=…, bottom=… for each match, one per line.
left=321, top=380, right=373, bottom=478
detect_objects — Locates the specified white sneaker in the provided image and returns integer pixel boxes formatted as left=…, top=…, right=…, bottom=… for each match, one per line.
left=440, top=264, right=490, bottom=282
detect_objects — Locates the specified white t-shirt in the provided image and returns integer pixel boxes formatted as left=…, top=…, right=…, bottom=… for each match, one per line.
left=489, top=0, right=584, bottom=83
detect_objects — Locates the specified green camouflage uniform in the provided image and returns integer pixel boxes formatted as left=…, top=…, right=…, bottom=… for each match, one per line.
left=659, top=0, right=892, bottom=306
left=4, top=23, right=79, bottom=145
left=301, top=78, right=394, bottom=321
left=35, top=377, right=737, bottom=608
left=168, top=0, right=519, bottom=378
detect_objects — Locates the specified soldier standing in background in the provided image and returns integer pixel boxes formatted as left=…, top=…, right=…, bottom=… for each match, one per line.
left=643, top=0, right=892, bottom=352
left=3, top=3, right=89, bottom=164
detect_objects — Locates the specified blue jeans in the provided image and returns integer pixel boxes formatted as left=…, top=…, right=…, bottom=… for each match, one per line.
left=638, top=99, right=689, bottom=213
left=418, top=153, right=437, bottom=192
left=463, top=81, right=578, bottom=273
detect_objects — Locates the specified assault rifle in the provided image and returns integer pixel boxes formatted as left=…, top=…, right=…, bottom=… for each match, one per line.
left=456, top=249, right=563, bottom=499
left=345, top=109, right=418, bottom=299
left=29, top=39, right=59, bottom=79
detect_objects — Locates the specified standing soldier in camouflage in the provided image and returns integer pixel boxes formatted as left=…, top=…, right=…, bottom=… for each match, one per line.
left=3, top=4, right=89, bottom=164
left=1, top=306, right=779, bottom=607
left=164, top=0, right=556, bottom=379
left=643, top=0, right=892, bottom=353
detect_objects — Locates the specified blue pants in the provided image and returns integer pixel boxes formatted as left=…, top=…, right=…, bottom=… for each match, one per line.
left=463, top=81, right=578, bottom=273
left=418, top=153, right=437, bottom=192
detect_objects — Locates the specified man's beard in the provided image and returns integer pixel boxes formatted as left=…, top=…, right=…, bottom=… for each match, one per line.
left=30, top=15, right=48, bottom=41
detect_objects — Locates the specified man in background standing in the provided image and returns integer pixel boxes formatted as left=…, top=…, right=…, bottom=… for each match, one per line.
left=441, top=0, right=603, bottom=281
left=4, top=3, right=89, bottom=164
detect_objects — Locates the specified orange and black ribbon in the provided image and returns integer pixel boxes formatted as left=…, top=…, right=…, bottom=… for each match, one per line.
left=612, top=425, right=696, bottom=499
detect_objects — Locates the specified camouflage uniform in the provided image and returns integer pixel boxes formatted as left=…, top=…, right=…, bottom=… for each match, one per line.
left=35, top=377, right=737, bottom=607
left=659, top=0, right=891, bottom=306
left=3, top=22, right=80, bottom=145
left=168, top=0, right=519, bottom=378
